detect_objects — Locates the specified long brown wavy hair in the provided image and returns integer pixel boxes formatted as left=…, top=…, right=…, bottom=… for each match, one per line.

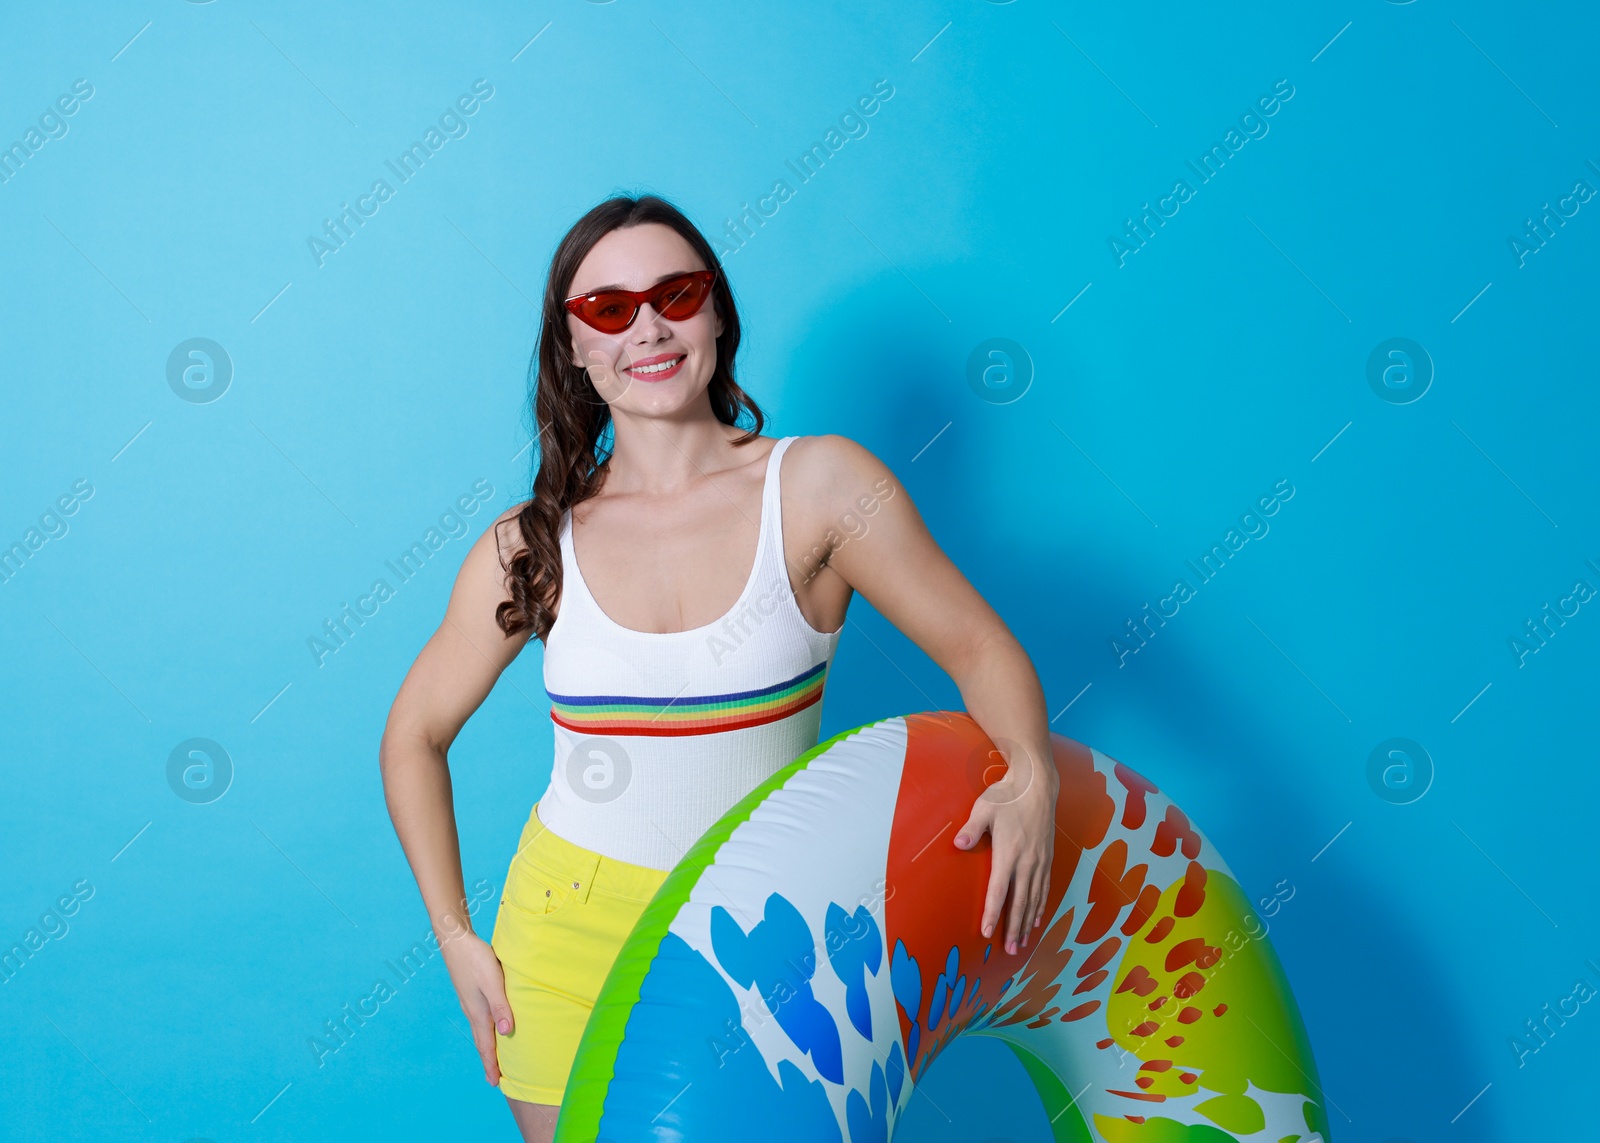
left=495, top=194, right=767, bottom=643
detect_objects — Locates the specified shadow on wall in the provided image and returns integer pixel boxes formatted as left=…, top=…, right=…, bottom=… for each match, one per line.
left=783, top=264, right=1493, bottom=1143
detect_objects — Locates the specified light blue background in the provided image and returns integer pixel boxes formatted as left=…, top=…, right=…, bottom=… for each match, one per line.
left=2, top=2, right=1595, bottom=1141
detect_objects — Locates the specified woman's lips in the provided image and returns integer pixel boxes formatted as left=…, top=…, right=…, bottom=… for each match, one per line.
left=625, top=353, right=686, bottom=380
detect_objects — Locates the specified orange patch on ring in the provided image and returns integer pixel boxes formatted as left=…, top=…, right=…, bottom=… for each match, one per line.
left=1114, top=762, right=1159, bottom=829
left=1026, top=1006, right=1060, bottom=1028
left=1079, top=936, right=1123, bottom=977
left=1174, top=861, right=1208, bottom=918
left=1121, top=884, right=1163, bottom=935
left=1077, top=841, right=1148, bottom=945
left=1151, top=804, right=1203, bottom=859
left=1164, top=938, right=1221, bottom=973
left=1116, top=965, right=1158, bottom=996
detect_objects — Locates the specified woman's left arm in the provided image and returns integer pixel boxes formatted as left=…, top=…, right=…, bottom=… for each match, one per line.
left=800, top=435, right=1060, bottom=957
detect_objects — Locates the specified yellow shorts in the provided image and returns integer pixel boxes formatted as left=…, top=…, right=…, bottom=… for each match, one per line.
left=489, top=802, right=669, bottom=1106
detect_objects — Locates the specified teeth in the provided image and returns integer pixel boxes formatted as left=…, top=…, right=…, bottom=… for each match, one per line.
left=631, top=355, right=683, bottom=375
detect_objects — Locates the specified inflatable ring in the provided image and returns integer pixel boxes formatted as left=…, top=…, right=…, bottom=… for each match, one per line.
left=553, top=712, right=1330, bottom=1142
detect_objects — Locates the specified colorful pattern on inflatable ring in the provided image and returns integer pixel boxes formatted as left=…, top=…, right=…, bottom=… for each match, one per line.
left=552, top=711, right=1330, bottom=1142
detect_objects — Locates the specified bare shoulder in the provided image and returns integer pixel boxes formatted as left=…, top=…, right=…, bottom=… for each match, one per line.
left=780, top=435, right=907, bottom=581
left=487, top=499, right=533, bottom=562
left=783, top=433, right=899, bottom=506
left=447, top=499, right=533, bottom=611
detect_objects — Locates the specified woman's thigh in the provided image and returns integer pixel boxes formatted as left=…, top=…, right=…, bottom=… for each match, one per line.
left=506, top=1096, right=559, bottom=1143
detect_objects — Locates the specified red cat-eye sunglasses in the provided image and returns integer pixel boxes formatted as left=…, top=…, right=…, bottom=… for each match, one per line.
left=562, top=269, right=718, bottom=334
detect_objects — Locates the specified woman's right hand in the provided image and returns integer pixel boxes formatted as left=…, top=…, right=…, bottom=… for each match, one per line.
left=441, top=928, right=517, bottom=1087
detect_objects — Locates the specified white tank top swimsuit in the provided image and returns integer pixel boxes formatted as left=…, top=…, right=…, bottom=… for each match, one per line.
left=535, top=435, right=843, bottom=871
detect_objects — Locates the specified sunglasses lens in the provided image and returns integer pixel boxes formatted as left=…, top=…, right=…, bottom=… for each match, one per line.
left=577, top=295, right=636, bottom=333
left=656, top=274, right=711, bottom=319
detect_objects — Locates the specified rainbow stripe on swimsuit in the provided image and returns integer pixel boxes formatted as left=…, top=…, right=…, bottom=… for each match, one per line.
left=548, top=661, right=829, bottom=737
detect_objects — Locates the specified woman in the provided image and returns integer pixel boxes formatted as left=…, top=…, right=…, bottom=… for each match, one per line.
left=379, top=194, right=1059, bottom=1142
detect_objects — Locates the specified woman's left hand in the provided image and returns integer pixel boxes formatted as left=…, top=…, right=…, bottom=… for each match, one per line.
left=954, top=754, right=1059, bottom=956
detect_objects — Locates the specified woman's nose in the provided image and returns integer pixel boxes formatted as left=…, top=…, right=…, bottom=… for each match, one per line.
left=629, top=303, right=670, bottom=339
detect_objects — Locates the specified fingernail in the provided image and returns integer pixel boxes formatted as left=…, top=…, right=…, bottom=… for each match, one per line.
left=1007, top=940, right=1016, bottom=954
left=498, top=1018, right=510, bottom=1034
left=982, top=923, right=993, bottom=937
left=955, top=835, right=968, bottom=846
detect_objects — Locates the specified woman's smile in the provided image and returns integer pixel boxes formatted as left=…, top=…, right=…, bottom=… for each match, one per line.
left=625, top=352, right=686, bottom=380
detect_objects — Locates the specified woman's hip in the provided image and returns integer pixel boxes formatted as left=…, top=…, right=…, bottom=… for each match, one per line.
left=488, top=802, right=672, bottom=1103
left=489, top=801, right=670, bottom=997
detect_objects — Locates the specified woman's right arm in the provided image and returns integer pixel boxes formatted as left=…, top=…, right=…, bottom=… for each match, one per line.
left=379, top=501, right=533, bottom=1087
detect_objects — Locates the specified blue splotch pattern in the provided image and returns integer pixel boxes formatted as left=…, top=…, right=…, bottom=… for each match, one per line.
left=886, top=1040, right=906, bottom=1107
left=599, top=894, right=905, bottom=1141
left=927, top=946, right=967, bottom=1033
left=889, top=938, right=923, bottom=1069
left=711, top=891, right=845, bottom=1083
left=890, top=935, right=1015, bottom=1084
left=600, top=929, right=845, bottom=1142
left=825, top=901, right=883, bottom=1040
left=845, top=1058, right=892, bottom=1143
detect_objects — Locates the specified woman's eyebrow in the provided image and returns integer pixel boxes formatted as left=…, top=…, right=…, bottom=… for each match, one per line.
left=579, top=269, right=699, bottom=294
